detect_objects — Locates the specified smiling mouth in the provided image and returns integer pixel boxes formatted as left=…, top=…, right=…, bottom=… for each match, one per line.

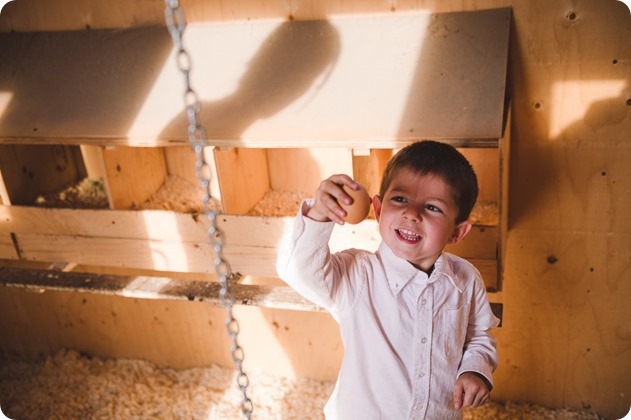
left=396, top=228, right=421, bottom=243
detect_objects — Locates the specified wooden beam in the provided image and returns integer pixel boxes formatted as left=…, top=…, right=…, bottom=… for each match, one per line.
left=0, top=267, right=314, bottom=312
left=0, top=267, right=503, bottom=323
left=0, top=206, right=496, bottom=251
left=1, top=206, right=498, bottom=285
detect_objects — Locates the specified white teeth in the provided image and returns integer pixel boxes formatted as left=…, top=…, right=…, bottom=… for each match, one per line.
left=398, top=229, right=420, bottom=241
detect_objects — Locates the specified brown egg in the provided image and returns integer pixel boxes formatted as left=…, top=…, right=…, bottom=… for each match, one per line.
left=340, top=183, right=371, bottom=224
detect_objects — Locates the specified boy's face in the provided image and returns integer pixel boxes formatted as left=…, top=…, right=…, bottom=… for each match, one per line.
left=372, top=168, right=471, bottom=273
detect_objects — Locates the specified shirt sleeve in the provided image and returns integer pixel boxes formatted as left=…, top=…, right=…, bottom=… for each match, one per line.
left=276, top=200, right=368, bottom=321
left=275, top=200, right=339, bottom=312
left=456, top=273, right=500, bottom=389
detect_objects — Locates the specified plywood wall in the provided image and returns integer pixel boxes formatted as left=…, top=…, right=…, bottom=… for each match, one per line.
left=0, top=0, right=629, bottom=418
left=496, top=2, right=631, bottom=417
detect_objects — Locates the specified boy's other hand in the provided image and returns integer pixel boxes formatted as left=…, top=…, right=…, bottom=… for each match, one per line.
left=453, top=372, right=490, bottom=410
left=307, top=174, right=359, bottom=225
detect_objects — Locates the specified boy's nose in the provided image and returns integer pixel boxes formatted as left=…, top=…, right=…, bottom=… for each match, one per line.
left=403, top=207, right=421, bottom=221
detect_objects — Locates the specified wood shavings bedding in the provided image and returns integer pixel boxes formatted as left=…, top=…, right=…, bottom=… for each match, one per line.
left=34, top=178, right=109, bottom=209
left=28, top=174, right=499, bottom=229
left=247, top=190, right=309, bottom=217
left=0, top=350, right=604, bottom=420
left=0, top=350, right=331, bottom=420
left=31, top=178, right=498, bottom=228
left=136, top=175, right=205, bottom=213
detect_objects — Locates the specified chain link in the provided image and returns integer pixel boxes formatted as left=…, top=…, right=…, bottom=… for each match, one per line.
left=163, top=1, right=253, bottom=417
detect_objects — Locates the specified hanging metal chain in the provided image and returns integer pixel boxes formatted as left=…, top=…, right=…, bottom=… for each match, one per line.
left=163, top=1, right=253, bottom=418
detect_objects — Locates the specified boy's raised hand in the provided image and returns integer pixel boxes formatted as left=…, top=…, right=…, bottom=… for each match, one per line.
left=453, top=372, right=490, bottom=410
left=307, top=174, right=359, bottom=225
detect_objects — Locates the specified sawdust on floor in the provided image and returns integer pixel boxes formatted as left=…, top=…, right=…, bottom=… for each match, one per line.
left=0, top=350, right=605, bottom=420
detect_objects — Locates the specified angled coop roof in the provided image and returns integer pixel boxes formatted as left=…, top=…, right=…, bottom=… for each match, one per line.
left=0, top=7, right=511, bottom=148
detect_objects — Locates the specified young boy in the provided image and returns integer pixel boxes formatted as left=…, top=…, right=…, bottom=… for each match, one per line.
left=276, top=140, right=499, bottom=419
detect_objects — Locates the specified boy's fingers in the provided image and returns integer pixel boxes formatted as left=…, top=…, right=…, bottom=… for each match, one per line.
left=329, top=173, right=358, bottom=189
left=472, top=392, right=483, bottom=407
left=312, top=184, right=340, bottom=222
left=470, top=389, right=489, bottom=408
left=453, top=382, right=464, bottom=410
left=461, top=382, right=482, bottom=408
left=463, top=389, right=476, bottom=408
left=312, top=174, right=363, bottom=225
left=319, top=177, right=353, bottom=205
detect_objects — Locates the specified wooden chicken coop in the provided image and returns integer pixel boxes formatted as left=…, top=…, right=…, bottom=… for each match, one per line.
left=0, top=8, right=510, bottom=301
left=1, top=1, right=629, bottom=419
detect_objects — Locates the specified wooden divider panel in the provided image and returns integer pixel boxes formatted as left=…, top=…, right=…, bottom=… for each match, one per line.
left=0, top=145, right=86, bottom=205
left=101, top=147, right=168, bottom=209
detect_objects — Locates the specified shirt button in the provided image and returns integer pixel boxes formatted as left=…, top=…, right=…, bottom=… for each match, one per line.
left=421, top=299, right=427, bottom=306
left=421, top=337, right=428, bottom=344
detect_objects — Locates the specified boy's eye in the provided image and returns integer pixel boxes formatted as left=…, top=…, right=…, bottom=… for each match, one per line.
left=391, top=196, right=406, bottom=203
left=425, top=204, right=443, bottom=213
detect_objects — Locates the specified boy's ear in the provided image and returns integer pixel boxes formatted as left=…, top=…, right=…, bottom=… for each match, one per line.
left=372, top=195, right=382, bottom=221
left=448, top=220, right=472, bottom=245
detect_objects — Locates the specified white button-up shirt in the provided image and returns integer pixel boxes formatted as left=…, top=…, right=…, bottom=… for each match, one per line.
left=276, top=202, right=499, bottom=419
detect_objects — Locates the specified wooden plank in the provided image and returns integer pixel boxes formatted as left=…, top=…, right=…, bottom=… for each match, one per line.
left=459, top=148, right=499, bottom=202
left=0, top=233, right=18, bottom=259
left=0, top=0, right=441, bottom=32
left=13, top=233, right=280, bottom=277
left=469, top=258, right=498, bottom=291
left=170, top=8, right=510, bottom=143
left=2, top=206, right=497, bottom=276
left=0, top=0, right=513, bottom=33
left=0, top=258, right=216, bottom=281
left=497, top=104, right=511, bottom=290
left=0, top=267, right=502, bottom=321
left=0, top=166, right=8, bottom=204
left=0, top=0, right=165, bottom=32
left=0, top=9, right=510, bottom=147
left=100, top=146, right=168, bottom=209
left=164, top=146, right=198, bottom=186
left=0, top=206, right=294, bottom=243
left=0, top=267, right=323, bottom=311
left=11, top=230, right=497, bottom=285
left=2, top=206, right=496, bottom=252
left=164, top=146, right=222, bottom=202
left=214, top=147, right=270, bottom=214
left=445, top=226, right=498, bottom=260
left=267, top=148, right=353, bottom=195
left=79, top=145, right=106, bottom=180
left=352, top=149, right=393, bottom=198
left=0, top=26, right=173, bottom=145
left=0, top=145, right=86, bottom=205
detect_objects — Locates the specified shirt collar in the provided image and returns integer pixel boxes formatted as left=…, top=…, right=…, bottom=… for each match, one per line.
left=377, top=242, right=464, bottom=295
